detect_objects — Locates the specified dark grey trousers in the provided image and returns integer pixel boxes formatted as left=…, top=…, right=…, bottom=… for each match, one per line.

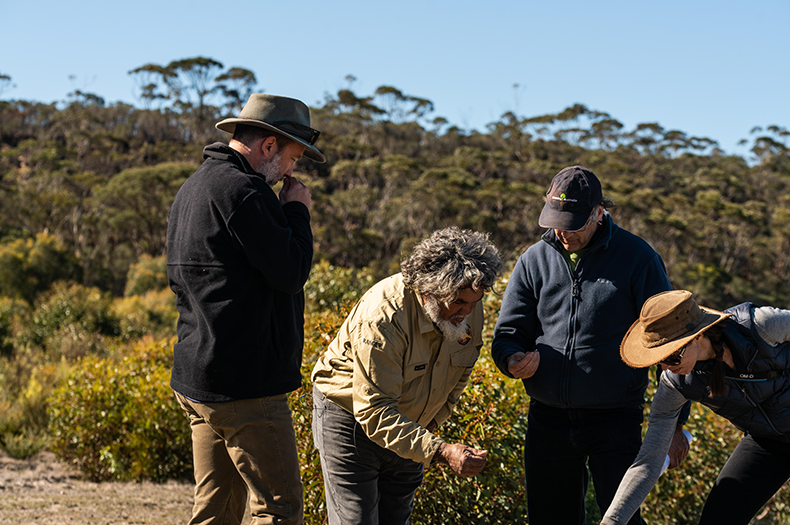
left=312, top=386, right=424, bottom=525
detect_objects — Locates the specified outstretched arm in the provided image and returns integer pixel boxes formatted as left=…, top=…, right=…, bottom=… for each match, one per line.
left=601, top=374, right=690, bottom=525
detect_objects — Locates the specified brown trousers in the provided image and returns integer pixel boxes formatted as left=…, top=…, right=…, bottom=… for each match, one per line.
left=175, top=392, right=304, bottom=525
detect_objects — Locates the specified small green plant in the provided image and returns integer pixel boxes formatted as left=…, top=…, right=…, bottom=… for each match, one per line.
left=48, top=337, right=192, bottom=481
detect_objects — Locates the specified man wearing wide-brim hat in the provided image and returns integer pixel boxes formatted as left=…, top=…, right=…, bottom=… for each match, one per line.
left=167, top=93, right=325, bottom=525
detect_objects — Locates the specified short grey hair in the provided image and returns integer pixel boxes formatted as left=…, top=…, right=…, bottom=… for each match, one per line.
left=401, top=227, right=503, bottom=305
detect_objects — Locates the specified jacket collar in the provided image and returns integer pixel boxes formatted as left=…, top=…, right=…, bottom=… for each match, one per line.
left=203, top=142, right=259, bottom=177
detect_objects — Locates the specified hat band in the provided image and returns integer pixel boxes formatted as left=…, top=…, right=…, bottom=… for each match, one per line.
left=642, top=314, right=705, bottom=348
left=272, top=120, right=321, bottom=145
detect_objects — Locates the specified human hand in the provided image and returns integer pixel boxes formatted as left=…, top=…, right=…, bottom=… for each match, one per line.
left=507, top=351, right=540, bottom=379
left=279, top=176, right=312, bottom=208
left=666, top=425, right=691, bottom=470
left=433, top=443, right=488, bottom=477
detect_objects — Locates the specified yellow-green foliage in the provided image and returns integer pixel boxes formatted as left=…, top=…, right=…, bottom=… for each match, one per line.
left=0, top=296, right=29, bottom=356
left=0, top=360, right=67, bottom=459
left=27, top=281, right=120, bottom=359
left=35, top=264, right=790, bottom=523
left=0, top=232, right=82, bottom=304
left=304, top=259, right=376, bottom=313
left=124, top=255, right=168, bottom=297
left=48, top=337, right=191, bottom=482
left=113, top=287, right=178, bottom=341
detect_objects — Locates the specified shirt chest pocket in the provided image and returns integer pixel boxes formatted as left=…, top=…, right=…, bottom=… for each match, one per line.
left=450, top=347, right=479, bottom=369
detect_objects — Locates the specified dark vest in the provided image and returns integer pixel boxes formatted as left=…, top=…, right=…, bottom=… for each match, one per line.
left=667, top=303, right=790, bottom=441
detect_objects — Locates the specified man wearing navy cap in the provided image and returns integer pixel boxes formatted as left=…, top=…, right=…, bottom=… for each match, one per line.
left=492, top=166, right=688, bottom=524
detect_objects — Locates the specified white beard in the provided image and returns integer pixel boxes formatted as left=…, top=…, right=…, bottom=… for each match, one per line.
left=424, top=297, right=470, bottom=341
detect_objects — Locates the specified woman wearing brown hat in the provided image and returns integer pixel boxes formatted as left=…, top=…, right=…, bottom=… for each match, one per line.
left=601, top=290, right=790, bottom=525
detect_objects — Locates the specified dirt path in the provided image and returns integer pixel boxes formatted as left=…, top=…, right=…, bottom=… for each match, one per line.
left=0, top=450, right=195, bottom=524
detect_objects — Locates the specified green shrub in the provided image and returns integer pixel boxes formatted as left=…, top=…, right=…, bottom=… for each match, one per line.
left=0, top=232, right=82, bottom=304
left=37, top=264, right=790, bottom=524
left=304, top=260, right=375, bottom=313
left=124, top=255, right=168, bottom=297
left=26, top=280, right=120, bottom=358
left=0, top=360, right=68, bottom=459
left=0, top=297, right=30, bottom=356
left=413, top=359, right=529, bottom=523
left=113, top=287, right=178, bottom=341
left=48, top=337, right=192, bottom=482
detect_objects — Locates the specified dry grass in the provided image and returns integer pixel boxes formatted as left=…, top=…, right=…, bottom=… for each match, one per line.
left=0, top=450, right=195, bottom=524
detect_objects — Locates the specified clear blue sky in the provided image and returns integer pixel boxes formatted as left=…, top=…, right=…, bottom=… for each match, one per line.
left=2, top=0, right=788, bottom=156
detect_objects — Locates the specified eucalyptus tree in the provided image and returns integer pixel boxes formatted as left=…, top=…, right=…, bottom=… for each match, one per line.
left=128, top=57, right=257, bottom=141
left=0, top=72, right=14, bottom=98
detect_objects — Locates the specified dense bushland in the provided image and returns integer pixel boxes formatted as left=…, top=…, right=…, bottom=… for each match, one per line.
left=33, top=267, right=790, bottom=524
left=1, top=59, right=789, bottom=523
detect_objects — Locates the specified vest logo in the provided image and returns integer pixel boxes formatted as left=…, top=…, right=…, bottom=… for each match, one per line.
left=458, top=326, right=473, bottom=345
left=414, top=364, right=426, bottom=371
left=739, top=373, right=755, bottom=379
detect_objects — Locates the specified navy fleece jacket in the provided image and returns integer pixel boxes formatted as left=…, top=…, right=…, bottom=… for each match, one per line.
left=492, top=215, right=672, bottom=409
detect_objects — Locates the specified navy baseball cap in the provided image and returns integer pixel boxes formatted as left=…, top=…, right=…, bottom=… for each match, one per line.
left=538, top=165, right=603, bottom=231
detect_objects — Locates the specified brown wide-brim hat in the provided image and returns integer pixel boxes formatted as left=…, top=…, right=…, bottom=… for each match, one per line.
left=216, top=93, right=326, bottom=163
left=621, top=290, right=732, bottom=368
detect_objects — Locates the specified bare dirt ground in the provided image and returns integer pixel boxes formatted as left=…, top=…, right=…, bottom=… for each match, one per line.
left=0, top=450, right=196, bottom=524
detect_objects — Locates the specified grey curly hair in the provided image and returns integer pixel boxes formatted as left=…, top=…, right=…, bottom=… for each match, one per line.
left=401, top=227, right=503, bottom=306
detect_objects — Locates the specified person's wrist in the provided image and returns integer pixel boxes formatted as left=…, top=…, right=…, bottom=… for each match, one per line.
left=431, top=442, right=446, bottom=465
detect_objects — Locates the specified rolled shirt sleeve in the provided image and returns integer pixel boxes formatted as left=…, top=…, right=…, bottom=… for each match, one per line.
left=352, top=319, right=445, bottom=466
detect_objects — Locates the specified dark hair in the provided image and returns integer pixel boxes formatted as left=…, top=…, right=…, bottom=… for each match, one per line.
left=232, top=124, right=295, bottom=148
left=704, top=322, right=729, bottom=397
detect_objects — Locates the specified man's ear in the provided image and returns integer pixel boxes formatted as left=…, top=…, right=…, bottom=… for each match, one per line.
left=260, top=136, right=278, bottom=159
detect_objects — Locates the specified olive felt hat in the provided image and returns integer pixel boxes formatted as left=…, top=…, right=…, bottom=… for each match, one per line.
left=215, top=94, right=326, bottom=163
left=620, top=290, right=732, bottom=368
left=538, top=165, right=603, bottom=231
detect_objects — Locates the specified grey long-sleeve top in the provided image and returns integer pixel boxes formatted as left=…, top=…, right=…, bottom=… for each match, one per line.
left=602, top=306, right=790, bottom=525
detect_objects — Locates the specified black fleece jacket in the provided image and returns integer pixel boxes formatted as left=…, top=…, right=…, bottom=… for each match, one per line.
left=167, top=143, right=313, bottom=402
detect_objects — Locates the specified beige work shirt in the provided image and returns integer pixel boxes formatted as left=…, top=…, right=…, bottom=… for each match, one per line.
left=311, top=273, right=483, bottom=467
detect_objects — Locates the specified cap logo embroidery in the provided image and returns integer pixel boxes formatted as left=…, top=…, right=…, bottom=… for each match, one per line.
left=552, top=193, right=578, bottom=203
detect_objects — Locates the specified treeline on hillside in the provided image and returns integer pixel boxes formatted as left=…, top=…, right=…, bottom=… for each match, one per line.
left=1, top=58, right=789, bottom=309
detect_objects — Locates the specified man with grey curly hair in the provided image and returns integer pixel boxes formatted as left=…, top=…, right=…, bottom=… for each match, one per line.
left=311, top=226, right=503, bottom=525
